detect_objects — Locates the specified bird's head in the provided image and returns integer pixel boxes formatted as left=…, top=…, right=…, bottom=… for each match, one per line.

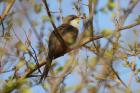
left=63, top=15, right=83, bottom=28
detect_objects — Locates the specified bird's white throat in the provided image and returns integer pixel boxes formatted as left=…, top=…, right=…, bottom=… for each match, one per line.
left=70, top=18, right=80, bottom=29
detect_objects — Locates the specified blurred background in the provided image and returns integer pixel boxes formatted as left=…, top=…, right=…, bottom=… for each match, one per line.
left=0, top=0, right=140, bottom=93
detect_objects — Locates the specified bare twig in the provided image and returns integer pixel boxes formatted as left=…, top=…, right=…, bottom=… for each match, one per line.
left=20, top=2, right=43, bottom=45
left=88, top=0, right=94, bottom=34
left=22, top=20, right=140, bottom=79
left=2, top=0, right=140, bottom=92
left=0, top=0, right=16, bottom=20
left=88, top=0, right=99, bottom=53
left=0, top=0, right=15, bottom=36
left=28, top=46, right=42, bottom=74
left=51, top=55, right=75, bottom=93
left=2, top=16, right=140, bottom=93
left=118, top=21, right=140, bottom=31
left=110, top=65, right=127, bottom=88
left=123, top=0, right=139, bottom=21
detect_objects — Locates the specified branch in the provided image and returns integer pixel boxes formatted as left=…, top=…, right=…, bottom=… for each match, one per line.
left=0, top=0, right=16, bottom=20
left=118, top=21, right=140, bottom=31
left=51, top=57, right=75, bottom=93
left=22, top=20, right=140, bottom=79
left=2, top=18, right=140, bottom=93
left=123, top=0, right=139, bottom=21
left=88, top=0, right=94, bottom=34
left=21, top=34, right=103, bottom=79
left=20, top=3, right=43, bottom=44
left=0, top=0, right=15, bottom=36
left=88, top=0, right=99, bottom=52
left=110, top=65, right=127, bottom=88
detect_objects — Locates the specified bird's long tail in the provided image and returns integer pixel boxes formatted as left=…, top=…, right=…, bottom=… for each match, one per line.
left=39, top=56, right=52, bottom=83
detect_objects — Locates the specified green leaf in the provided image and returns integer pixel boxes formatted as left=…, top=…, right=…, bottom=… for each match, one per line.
left=104, top=50, right=113, bottom=58
left=41, top=15, right=49, bottom=23
left=16, top=58, right=25, bottom=70
left=108, top=1, right=115, bottom=10
left=123, top=62, right=130, bottom=68
left=101, top=29, right=113, bottom=37
left=56, top=66, right=63, bottom=73
left=100, top=7, right=107, bottom=13
left=32, top=20, right=38, bottom=27
left=135, top=15, right=140, bottom=22
left=0, top=47, right=7, bottom=56
left=20, top=86, right=32, bottom=93
left=15, top=41, right=28, bottom=52
left=43, top=83, right=49, bottom=90
left=34, top=4, right=41, bottom=13
left=28, top=62, right=35, bottom=69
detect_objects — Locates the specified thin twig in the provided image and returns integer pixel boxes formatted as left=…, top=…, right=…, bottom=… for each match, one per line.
left=123, top=0, right=139, bottom=21
left=0, top=0, right=15, bottom=20
left=110, top=65, right=127, bottom=88
left=118, top=21, right=140, bottom=31
left=88, top=0, right=99, bottom=53
left=22, top=27, right=42, bottom=74
left=51, top=55, right=75, bottom=93
left=22, top=20, right=140, bottom=79
left=20, top=2, right=43, bottom=45
left=3, top=4, right=140, bottom=92
left=0, top=0, right=15, bottom=37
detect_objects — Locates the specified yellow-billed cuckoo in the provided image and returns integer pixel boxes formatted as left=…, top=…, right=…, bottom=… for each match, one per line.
left=40, top=15, right=83, bottom=82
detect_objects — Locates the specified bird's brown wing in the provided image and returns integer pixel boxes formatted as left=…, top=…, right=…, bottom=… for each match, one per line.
left=48, top=24, right=78, bottom=59
left=40, top=24, right=78, bottom=82
left=57, top=24, right=78, bottom=34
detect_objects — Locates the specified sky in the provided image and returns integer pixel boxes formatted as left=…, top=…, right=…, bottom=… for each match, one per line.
left=31, top=0, right=114, bottom=93
left=1, top=0, right=140, bottom=93
left=28, top=0, right=103, bottom=93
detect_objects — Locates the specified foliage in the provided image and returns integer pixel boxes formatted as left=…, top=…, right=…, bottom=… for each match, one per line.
left=0, top=0, right=140, bottom=93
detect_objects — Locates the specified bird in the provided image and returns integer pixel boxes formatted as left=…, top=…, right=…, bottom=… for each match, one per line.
left=40, top=15, right=83, bottom=82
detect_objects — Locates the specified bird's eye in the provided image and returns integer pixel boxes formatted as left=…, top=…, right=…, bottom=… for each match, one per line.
left=72, top=16, right=75, bottom=20
left=73, top=16, right=77, bottom=19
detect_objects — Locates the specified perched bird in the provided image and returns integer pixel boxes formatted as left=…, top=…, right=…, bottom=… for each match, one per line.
left=40, top=15, right=82, bottom=82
